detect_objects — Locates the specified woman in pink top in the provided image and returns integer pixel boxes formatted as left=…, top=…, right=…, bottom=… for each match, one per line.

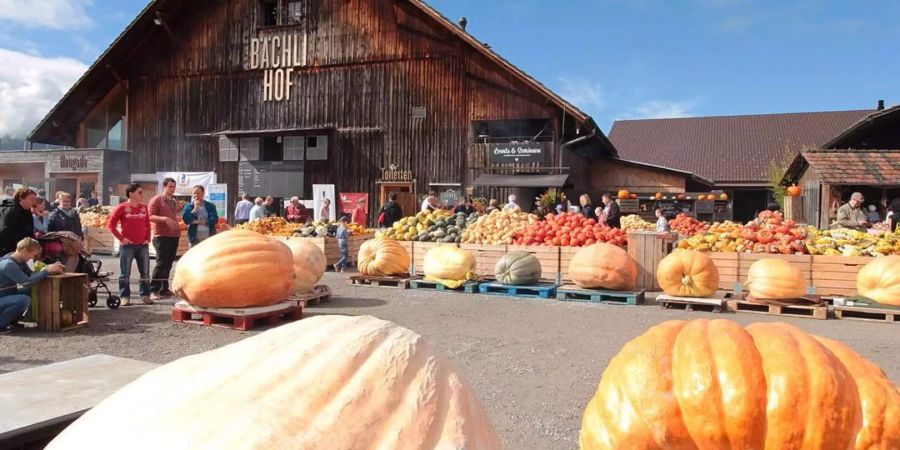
left=351, top=198, right=367, bottom=227
left=107, top=183, right=152, bottom=306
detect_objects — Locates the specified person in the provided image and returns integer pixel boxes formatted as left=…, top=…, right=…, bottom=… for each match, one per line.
left=594, top=206, right=605, bottom=223
left=285, top=196, right=309, bottom=224
left=0, top=187, right=13, bottom=203
left=888, top=197, right=900, bottom=233
left=503, top=195, right=520, bottom=212
left=835, top=192, right=869, bottom=232
left=379, top=193, right=404, bottom=228
left=148, top=177, right=180, bottom=301
left=88, top=191, right=100, bottom=207
left=234, top=193, right=254, bottom=225
left=182, top=185, right=218, bottom=248
left=264, top=196, right=277, bottom=217
left=867, top=205, right=881, bottom=223
left=0, top=238, right=64, bottom=332
left=453, top=197, right=475, bottom=215
left=319, top=198, right=331, bottom=220
left=420, top=191, right=438, bottom=213
left=579, top=194, right=596, bottom=219
left=485, top=198, right=500, bottom=214
left=602, top=193, right=622, bottom=228
left=47, top=192, right=84, bottom=238
left=249, top=197, right=266, bottom=223
left=77, top=197, right=90, bottom=213
left=655, top=208, right=670, bottom=232
left=555, top=204, right=565, bottom=215
left=333, top=216, right=351, bottom=273
left=49, top=190, right=66, bottom=213
left=350, top=197, right=367, bottom=227
left=0, top=188, right=37, bottom=256
left=107, top=183, right=152, bottom=306
left=32, top=197, right=49, bottom=235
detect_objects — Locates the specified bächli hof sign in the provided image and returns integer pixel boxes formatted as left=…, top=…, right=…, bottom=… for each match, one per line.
left=248, top=32, right=308, bottom=102
left=488, top=142, right=548, bottom=164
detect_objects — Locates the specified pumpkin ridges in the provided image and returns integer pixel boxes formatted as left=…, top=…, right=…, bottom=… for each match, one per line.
left=857, top=256, right=900, bottom=306
left=359, top=239, right=410, bottom=277
left=570, top=243, right=637, bottom=290
left=657, top=250, right=719, bottom=297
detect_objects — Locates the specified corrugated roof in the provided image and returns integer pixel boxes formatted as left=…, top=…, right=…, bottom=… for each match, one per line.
left=609, top=110, right=874, bottom=184
left=802, top=150, right=900, bottom=186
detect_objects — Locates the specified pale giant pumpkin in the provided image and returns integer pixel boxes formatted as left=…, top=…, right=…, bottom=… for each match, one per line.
left=856, top=255, right=900, bottom=306
left=579, top=319, right=897, bottom=450
left=656, top=249, right=719, bottom=297
left=172, top=230, right=294, bottom=308
left=47, top=315, right=501, bottom=450
left=423, top=246, right=476, bottom=287
left=568, top=243, right=637, bottom=291
left=745, top=257, right=806, bottom=300
left=494, top=251, right=541, bottom=285
left=358, top=238, right=410, bottom=276
left=284, top=239, right=326, bottom=294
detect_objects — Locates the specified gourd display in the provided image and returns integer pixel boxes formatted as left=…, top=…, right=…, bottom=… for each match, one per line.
left=580, top=319, right=899, bottom=450
left=568, top=243, right=637, bottom=290
left=47, top=315, right=502, bottom=450
left=656, top=249, right=719, bottom=297
left=284, top=239, right=326, bottom=294
left=358, top=238, right=410, bottom=277
left=745, top=257, right=806, bottom=299
left=172, top=230, right=294, bottom=308
left=856, top=255, right=900, bottom=306
left=423, top=246, right=476, bottom=288
left=494, top=251, right=541, bottom=285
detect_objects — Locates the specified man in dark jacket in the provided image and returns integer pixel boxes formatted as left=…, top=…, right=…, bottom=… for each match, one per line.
left=380, top=193, right=404, bottom=228
left=601, top=193, right=622, bottom=229
left=0, top=188, right=37, bottom=256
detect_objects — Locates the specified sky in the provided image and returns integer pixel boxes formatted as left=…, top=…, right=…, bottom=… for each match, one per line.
left=0, top=0, right=898, bottom=139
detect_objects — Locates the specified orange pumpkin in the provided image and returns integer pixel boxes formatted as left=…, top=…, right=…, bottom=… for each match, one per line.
left=786, top=184, right=802, bottom=197
left=706, top=194, right=717, bottom=201
left=629, top=193, right=638, bottom=199
left=172, top=230, right=295, bottom=308
left=677, top=193, right=687, bottom=200
left=654, top=192, right=663, bottom=200
left=745, top=257, right=806, bottom=299
left=284, top=239, right=326, bottom=294
left=358, top=238, right=410, bottom=277
left=856, top=255, right=900, bottom=306
left=617, top=189, right=631, bottom=200
left=580, top=319, right=881, bottom=450
left=568, top=243, right=637, bottom=291
left=656, top=249, right=719, bottom=297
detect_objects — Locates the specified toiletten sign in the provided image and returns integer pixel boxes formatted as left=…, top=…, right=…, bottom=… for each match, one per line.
left=248, top=32, right=308, bottom=102
left=488, top=142, right=547, bottom=164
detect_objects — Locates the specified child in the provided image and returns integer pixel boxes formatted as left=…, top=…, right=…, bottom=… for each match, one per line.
left=655, top=208, right=669, bottom=232
left=333, top=216, right=350, bottom=273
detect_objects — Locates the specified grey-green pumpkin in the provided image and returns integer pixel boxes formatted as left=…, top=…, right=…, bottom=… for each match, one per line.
left=494, top=251, right=542, bottom=285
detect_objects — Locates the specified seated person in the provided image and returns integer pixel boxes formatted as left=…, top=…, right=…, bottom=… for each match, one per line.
left=0, top=238, right=64, bottom=332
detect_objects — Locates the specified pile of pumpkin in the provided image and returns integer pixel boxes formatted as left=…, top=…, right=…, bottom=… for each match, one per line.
left=513, top=212, right=628, bottom=247
left=461, top=209, right=537, bottom=245
left=678, top=211, right=812, bottom=254
left=620, top=214, right=656, bottom=232
left=668, top=213, right=710, bottom=236
left=292, top=220, right=373, bottom=238
left=79, top=207, right=110, bottom=228
left=236, top=217, right=302, bottom=237
left=807, top=227, right=900, bottom=257
left=378, top=209, right=479, bottom=243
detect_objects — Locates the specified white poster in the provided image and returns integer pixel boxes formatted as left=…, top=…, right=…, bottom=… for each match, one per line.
left=312, top=184, right=336, bottom=222
left=156, top=172, right=217, bottom=197
left=208, top=183, right=228, bottom=219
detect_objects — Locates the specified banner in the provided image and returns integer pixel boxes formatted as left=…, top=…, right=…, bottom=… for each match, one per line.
left=488, top=142, right=548, bottom=164
left=312, top=184, right=336, bottom=222
left=208, top=184, right=228, bottom=219
left=340, top=192, right=368, bottom=222
left=156, top=172, right=217, bottom=197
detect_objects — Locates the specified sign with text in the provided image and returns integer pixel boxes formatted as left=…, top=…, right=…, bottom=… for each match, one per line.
left=488, top=142, right=547, bottom=164
left=248, top=32, right=308, bottom=102
left=380, top=167, right=414, bottom=182
left=156, top=172, right=217, bottom=197
left=208, top=183, right=228, bottom=219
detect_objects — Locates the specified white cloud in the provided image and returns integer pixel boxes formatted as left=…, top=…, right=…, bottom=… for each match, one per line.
left=0, top=48, right=87, bottom=137
left=0, top=0, right=93, bottom=30
left=619, top=100, right=697, bottom=120
left=557, top=76, right=605, bottom=112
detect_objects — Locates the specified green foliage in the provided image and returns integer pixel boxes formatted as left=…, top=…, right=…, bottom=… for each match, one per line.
left=767, top=145, right=804, bottom=208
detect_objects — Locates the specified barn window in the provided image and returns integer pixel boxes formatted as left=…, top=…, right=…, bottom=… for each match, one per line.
left=260, top=0, right=305, bottom=27
left=285, top=1, right=305, bottom=24
left=260, top=0, right=278, bottom=27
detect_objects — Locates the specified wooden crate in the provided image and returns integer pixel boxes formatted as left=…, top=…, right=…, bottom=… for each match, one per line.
left=397, top=241, right=414, bottom=273
left=148, top=230, right=191, bottom=259
left=558, top=246, right=581, bottom=284
left=507, top=245, right=560, bottom=283
left=707, top=252, right=741, bottom=291
left=810, top=255, right=872, bottom=298
left=83, top=227, right=117, bottom=256
left=627, top=231, right=678, bottom=291
left=460, top=243, right=507, bottom=279
left=412, top=242, right=459, bottom=276
left=35, top=274, right=89, bottom=332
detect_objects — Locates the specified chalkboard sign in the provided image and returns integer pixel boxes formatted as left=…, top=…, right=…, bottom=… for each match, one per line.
left=696, top=200, right=714, bottom=215
left=238, top=161, right=305, bottom=198
left=618, top=199, right=639, bottom=213
left=488, top=142, right=548, bottom=164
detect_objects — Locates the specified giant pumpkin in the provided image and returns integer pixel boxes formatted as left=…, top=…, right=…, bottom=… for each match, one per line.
left=745, top=257, right=806, bottom=299
left=856, top=255, right=900, bottom=306
left=494, top=251, right=541, bottom=285
left=358, top=238, right=410, bottom=277
left=172, top=230, right=294, bottom=308
left=579, top=319, right=898, bottom=450
left=284, top=239, right=326, bottom=294
left=47, top=315, right=502, bottom=450
left=656, top=249, right=719, bottom=297
left=568, top=243, right=637, bottom=291
left=423, top=246, right=476, bottom=288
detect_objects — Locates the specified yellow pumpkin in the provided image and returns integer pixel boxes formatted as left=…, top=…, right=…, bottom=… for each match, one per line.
left=172, top=230, right=294, bottom=308
left=580, top=319, right=886, bottom=450
left=745, top=257, right=806, bottom=300
left=284, top=239, right=326, bottom=294
left=358, top=238, right=410, bottom=276
left=423, top=245, right=476, bottom=287
left=47, top=315, right=502, bottom=450
left=656, top=249, right=719, bottom=297
left=856, top=255, right=900, bottom=306
left=569, top=243, right=637, bottom=291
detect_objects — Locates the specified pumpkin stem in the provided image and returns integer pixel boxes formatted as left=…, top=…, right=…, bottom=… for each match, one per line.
left=681, top=275, right=693, bottom=287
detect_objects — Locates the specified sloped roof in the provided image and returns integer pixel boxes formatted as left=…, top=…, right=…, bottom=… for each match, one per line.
left=800, top=149, right=900, bottom=186
left=609, top=110, right=874, bottom=184
left=823, top=104, right=900, bottom=149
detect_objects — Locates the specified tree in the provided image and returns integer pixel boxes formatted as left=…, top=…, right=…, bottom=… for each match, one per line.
left=767, top=145, right=805, bottom=208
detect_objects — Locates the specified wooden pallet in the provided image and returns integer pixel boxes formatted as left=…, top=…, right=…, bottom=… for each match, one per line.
left=555, top=285, right=644, bottom=306
left=658, top=293, right=726, bottom=313
left=409, top=279, right=480, bottom=294
left=478, top=282, right=558, bottom=299
left=291, top=285, right=333, bottom=307
left=172, top=300, right=302, bottom=331
left=347, top=275, right=412, bottom=289
left=727, top=296, right=827, bottom=320
left=833, top=301, right=899, bottom=323
left=460, top=244, right=507, bottom=279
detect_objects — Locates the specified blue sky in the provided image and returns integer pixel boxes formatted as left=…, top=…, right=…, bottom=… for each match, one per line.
left=1, top=0, right=899, bottom=138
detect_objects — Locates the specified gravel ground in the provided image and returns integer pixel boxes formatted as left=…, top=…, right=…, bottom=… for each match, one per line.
left=1, top=257, right=898, bottom=449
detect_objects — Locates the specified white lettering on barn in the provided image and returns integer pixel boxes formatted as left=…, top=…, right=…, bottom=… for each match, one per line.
left=249, top=32, right=307, bottom=102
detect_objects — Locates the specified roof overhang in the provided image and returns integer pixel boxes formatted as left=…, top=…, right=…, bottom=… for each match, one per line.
left=472, top=173, right=569, bottom=188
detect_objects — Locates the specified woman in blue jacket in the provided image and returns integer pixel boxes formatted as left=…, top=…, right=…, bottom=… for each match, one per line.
left=182, top=185, right=218, bottom=247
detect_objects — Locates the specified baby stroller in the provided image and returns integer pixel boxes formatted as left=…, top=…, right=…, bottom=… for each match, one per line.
left=37, top=231, right=121, bottom=309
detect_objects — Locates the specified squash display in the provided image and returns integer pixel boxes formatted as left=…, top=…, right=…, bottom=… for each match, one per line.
left=172, top=230, right=294, bottom=308
left=423, top=246, right=476, bottom=288
left=284, top=239, right=326, bottom=294
left=656, top=249, right=719, bottom=297
left=745, top=257, right=806, bottom=299
left=568, top=243, right=637, bottom=291
left=579, top=319, right=899, bottom=450
left=856, top=255, right=900, bottom=306
left=494, top=251, right=541, bottom=285
left=358, top=238, right=410, bottom=276
left=47, top=315, right=502, bottom=450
